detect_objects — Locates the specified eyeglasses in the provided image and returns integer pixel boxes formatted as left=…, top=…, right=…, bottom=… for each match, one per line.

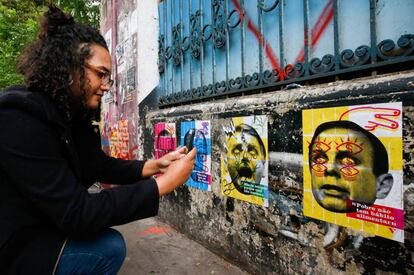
left=84, top=63, right=114, bottom=88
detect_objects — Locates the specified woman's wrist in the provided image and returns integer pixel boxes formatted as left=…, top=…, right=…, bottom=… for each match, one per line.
left=155, top=176, right=170, bottom=196
left=142, top=159, right=160, bottom=177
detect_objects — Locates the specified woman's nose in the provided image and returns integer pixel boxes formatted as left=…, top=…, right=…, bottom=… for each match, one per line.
left=101, top=82, right=111, bottom=91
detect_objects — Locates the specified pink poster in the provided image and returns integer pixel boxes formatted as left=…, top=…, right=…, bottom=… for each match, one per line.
left=154, top=122, right=177, bottom=160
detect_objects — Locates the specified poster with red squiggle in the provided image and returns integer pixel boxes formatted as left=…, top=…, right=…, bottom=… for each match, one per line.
left=303, top=102, right=403, bottom=242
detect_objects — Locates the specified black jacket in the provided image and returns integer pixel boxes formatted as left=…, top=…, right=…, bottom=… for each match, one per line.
left=0, top=87, right=159, bottom=274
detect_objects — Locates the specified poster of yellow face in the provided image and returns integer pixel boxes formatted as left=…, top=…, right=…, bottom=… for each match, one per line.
left=303, top=102, right=403, bottom=242
left=221, top=115, right=269, bottom=207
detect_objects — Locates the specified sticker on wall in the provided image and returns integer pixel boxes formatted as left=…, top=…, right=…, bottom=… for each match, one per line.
left=303, top=102, right=404, bottom=242
left=154, top=122, right=177, bottom=161
left=221, top=115, right=269, bottom=207
left=180, top=121, right=212, bottom=191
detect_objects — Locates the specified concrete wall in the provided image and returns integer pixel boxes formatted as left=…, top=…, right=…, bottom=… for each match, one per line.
left=142, top=71, right=414, bottom=274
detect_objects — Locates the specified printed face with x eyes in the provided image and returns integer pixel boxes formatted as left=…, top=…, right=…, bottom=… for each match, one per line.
left=309, top=128, right=377, bottom=213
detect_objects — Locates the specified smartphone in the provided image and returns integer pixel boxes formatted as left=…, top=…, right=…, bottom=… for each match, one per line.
left=185, top=128, right=195, bottom=151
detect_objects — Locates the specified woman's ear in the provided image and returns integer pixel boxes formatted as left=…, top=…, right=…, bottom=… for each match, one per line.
left=376, top=173, right=394, bottom=199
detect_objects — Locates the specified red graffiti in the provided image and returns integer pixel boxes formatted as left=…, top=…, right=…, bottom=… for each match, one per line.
left=232, top=0, right=284, bottom=79
left=295, top=0, right=334, bottom=63
left=339, top=107, right=401, bottom=132
left=231, top=0, right=334, bottom=78
left=136, top=226, right=172, bottom=237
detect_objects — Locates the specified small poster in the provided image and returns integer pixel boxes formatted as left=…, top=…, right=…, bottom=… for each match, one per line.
left=117, top=119, right=130, bottom=159
left=181, top=120, right=212, bottom=191
left=109, top=120, right=131, bottom=160
left=154, top=122, right=177, bottom=160
left=303, top=102, right=404, bottom=242
left=109, top=124, right=119, bottom=158
left=221, top=115, right=269, bottom=207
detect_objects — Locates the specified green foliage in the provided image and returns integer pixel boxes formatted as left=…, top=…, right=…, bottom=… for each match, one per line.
left=0, top=0, right=101, bottom=89
left=51, top=0, right=100, bottom=28
left=0, top=1, right=42, bottom=88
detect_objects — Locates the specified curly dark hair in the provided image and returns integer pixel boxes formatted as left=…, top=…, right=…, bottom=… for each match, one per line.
left=18, top=6, right=108, bottom=122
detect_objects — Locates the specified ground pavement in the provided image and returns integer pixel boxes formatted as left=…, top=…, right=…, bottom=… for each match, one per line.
left=115, top=217, right=249, bottom=275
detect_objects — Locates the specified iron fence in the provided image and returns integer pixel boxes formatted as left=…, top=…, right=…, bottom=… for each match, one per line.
left=158, top=0, right=414, bottom=106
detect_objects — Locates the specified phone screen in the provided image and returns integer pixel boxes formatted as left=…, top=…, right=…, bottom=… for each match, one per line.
left=185, top=128, right=195, bottom=151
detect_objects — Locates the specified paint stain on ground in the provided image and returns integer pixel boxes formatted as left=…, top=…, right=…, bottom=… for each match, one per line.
left=137, top=226, right=173, bottom=237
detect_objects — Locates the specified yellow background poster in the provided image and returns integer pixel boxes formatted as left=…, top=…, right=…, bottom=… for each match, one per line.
left=221, top=115, right=269, bottom=207
left=303, top=102, right=403, bottom=242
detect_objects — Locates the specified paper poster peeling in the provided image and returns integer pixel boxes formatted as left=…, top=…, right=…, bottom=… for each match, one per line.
left=116, top=32, right=137, bottom=105
left=221, top=115, right=269, bottom=207
left=181, top=121, right=212, bottom=191
left=302, top=102, right=404, bottom=242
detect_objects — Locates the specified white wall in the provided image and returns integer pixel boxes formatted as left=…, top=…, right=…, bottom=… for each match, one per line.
left=137, top=0, right=160, bottom=104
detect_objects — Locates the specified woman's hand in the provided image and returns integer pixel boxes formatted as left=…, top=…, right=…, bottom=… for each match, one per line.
left=142, top=147, right=187, bottom=177
left=156, top=147, right=196, bottom=196
left=158, top=146, right=187, bottom=173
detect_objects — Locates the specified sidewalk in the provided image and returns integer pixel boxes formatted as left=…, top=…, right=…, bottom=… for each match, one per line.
left=115, top=217, right=248, bottom=275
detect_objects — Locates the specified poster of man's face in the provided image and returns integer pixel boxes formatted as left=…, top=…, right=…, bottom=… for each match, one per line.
left=303, top=102, right=404, bottom=242
left=221, top=116, right=269, bottom=207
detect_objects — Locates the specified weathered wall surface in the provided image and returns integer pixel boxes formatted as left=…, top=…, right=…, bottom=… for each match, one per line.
left=142, top=71, right=414, bottom=274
